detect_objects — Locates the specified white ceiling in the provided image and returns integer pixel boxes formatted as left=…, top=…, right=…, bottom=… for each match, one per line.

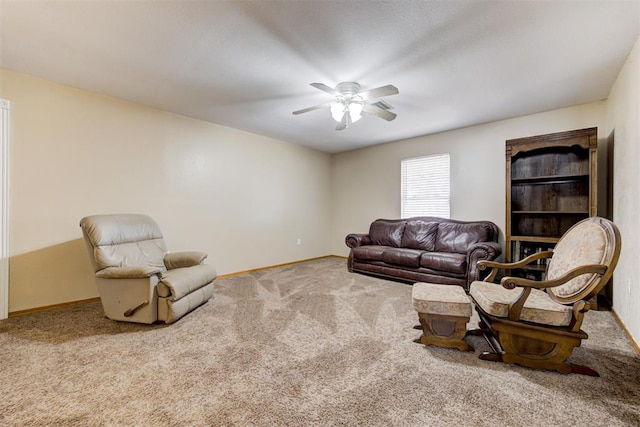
left=1, top=1, right=639, bottom=153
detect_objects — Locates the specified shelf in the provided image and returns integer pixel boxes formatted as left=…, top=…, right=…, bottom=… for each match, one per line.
left=513, top=210, right=589, bottom=215
left=510, top=236, right=560, bottom=243
left=511, top=174, right=589, bottom=184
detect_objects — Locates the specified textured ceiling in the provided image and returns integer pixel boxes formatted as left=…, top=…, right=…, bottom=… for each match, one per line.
left=1, top=1, right=639, bottom=153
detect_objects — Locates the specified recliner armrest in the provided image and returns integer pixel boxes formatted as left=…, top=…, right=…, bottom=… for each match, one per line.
left=158, top=264, right=217, bottom=300
left=164, top=251, right=208, bottom=270
left=95, top=266, right=163, bottom=279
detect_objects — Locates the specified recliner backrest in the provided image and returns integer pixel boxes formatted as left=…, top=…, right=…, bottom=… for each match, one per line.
left=80, top=214, right=167, bottom=273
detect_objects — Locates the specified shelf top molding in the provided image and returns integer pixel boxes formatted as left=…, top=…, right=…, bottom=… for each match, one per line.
left=506, top=127, right=597, bottom=157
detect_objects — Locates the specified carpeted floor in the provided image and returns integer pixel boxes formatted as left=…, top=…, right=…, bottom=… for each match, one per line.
left=1, top=257, right=639, bottom=426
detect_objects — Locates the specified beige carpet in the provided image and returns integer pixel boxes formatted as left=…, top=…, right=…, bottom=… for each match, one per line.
left=1, top=257, right=639, bottom=426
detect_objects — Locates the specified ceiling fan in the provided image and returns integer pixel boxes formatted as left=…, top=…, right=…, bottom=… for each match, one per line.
left=293, top=82, right=399, bottom=131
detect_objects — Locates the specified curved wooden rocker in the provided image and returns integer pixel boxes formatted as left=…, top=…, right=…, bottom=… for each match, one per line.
left=468, top=217, right=621, bottom=376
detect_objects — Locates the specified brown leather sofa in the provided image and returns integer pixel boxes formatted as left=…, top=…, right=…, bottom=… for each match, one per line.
left=346, top=217, right=501, bottom=290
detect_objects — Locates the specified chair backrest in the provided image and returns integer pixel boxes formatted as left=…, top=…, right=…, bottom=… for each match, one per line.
left=546, top=217, right=621, bottom=304
left=79, top=214, right=167, bottom=274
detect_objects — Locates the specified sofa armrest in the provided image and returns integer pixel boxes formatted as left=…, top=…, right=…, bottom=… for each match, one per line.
left=345, top=233, right=372, bottom=248
left=466, top=242, right=502, bottom=285
left=164, top=251, right=208, bottom=270
left=95, top=266, right=163, bottom=279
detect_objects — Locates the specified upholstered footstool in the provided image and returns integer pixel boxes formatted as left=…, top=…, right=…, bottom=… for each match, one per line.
left=412, top=282, right=473, bottom=352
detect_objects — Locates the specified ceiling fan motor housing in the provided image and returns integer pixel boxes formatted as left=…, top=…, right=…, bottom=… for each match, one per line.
left=335, top=82, right=361, bottom=97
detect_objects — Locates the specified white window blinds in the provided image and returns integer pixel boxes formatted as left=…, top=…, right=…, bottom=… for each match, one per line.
left=401, top=154, right=450, bottom=219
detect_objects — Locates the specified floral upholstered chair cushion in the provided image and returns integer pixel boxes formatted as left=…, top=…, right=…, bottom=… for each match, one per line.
left=469, top=281, right=572, bottom=326
left=546, top=219, right=609, bottom=302
left=413, top=282, right=472, bottom=318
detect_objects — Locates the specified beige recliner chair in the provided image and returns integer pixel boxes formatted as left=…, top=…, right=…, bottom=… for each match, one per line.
left=80, top=214, right=216, bottom=324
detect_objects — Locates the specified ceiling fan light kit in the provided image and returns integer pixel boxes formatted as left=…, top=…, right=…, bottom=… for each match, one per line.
left=330, top=99, right=363, bottom=123
left=293, top=81, right=399, bottom=130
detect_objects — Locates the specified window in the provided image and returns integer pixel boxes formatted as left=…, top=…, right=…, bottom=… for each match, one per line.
left=401, top=153, right=450, bottom=219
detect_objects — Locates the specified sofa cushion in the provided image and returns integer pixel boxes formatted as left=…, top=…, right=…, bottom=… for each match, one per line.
left=470, top=281, right=572, bottom=327
left=351, top=245, right=386, bottom=261
left=435, top=222, right=492, bottom=254
left=401, top=220, right=438, bottom=251
left=381, top=248, right=423, bottom=267
left=369, top=220, right=405, bottom=247
left=420, top=252, right=467, bottom=274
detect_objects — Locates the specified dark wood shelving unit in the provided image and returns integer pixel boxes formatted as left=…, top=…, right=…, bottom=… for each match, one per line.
left=506, top=127, right=597, bottom=280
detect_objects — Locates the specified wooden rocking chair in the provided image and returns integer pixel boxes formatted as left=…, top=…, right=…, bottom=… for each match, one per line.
left=468, top=217, right=621, bottom=376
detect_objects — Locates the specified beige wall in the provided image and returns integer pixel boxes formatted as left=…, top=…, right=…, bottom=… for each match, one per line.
left=606, top=35, right=640, bottom=345
left=2, top=46, right=638, bottom=350
left=330, top=102, right=607, bottom=257
left=0, top=69, right=332, bottom=312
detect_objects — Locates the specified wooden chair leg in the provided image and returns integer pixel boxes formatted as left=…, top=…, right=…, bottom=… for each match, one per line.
left=479, top=351, right=503, bottom=363
left=473, top=321, right=598, bottom=376
left=414, top=312, right=473, bottom=352
left=569, top=364, right=600, bottom=377
left=468, top=306, right=600, bottom=375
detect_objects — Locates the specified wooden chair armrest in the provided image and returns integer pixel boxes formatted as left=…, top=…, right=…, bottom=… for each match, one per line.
left=479, top=250, right=554, bottom=271
left=501, top=265, right=606, bottom=322
left=477, top=251, right=553, bottom=282
left=500, top=264, right=607, bottom=290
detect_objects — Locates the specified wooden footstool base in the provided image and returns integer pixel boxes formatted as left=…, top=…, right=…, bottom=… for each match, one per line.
left=412, top=282, right=473, bottom=352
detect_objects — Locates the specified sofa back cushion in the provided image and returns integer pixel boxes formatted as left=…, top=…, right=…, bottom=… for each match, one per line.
left=369, top=220, right=405, bottom=247
left=435, top=222, right=492, bottom=254
left=401, top=220, right=438, bottom=251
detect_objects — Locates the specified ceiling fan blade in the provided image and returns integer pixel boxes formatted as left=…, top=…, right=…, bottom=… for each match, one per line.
left=359, top=85, right=399, bottom=101
left=363, top=103, right=397, bottom=121
left=292, top=102, right=331, bottom=115
left=310, top=82, right=341, bottom=97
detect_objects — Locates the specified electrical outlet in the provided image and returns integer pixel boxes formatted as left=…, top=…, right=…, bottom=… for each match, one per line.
left=296, top=238, right=302, bottom=245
